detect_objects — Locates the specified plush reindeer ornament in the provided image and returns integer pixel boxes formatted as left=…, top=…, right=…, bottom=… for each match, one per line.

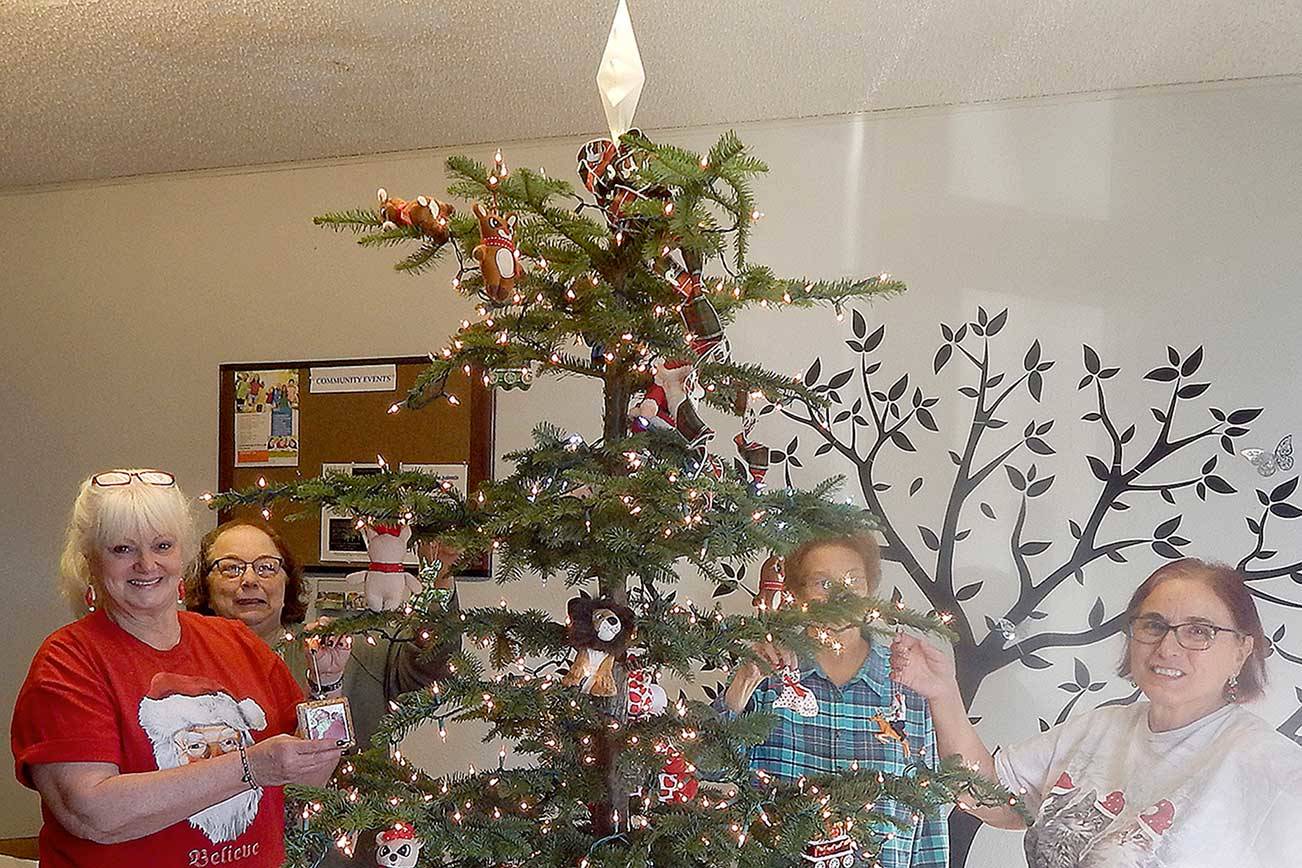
left=376, top=188, right=454, bottom=244
left=562, top=596, right=636, bottom=697
left=472, top=202, right=519, bottom=303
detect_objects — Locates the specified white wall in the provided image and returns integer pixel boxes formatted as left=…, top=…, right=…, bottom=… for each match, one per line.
left=3, top=78, right=1301, bottom=866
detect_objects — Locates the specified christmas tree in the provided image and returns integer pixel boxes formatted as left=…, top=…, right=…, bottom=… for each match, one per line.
left=215, top=6, right=1023, bottom=864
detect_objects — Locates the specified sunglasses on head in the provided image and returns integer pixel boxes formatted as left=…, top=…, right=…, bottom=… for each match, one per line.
left=91, top=470, right=176, bottom=488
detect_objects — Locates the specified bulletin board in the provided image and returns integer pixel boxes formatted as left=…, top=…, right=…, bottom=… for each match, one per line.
left=217, top=356, right=493, bottom=575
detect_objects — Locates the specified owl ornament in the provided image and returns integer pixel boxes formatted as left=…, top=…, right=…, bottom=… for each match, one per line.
left=561, top=596, right=636, bottom=697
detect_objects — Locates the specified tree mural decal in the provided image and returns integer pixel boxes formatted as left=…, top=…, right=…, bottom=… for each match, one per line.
left=771, top=306, right=1302, bottom=864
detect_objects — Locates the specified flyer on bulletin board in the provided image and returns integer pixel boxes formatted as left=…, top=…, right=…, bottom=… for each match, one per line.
left=234, top=369, right=300, bottom=466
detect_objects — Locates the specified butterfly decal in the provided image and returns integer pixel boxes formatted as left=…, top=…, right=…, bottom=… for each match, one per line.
left=1241, top=434, right=1294, bottom=477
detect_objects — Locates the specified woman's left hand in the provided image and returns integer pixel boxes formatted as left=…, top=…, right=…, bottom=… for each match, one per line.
left=303, top=617, right=352, bottom=685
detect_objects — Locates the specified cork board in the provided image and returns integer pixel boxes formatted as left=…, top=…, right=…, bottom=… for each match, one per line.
left=217, top=356, right=493, bottom=574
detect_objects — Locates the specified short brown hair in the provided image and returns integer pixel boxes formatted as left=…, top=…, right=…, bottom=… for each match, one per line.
left=783, top=533, right=882, bottom=595
left=1119, top=558, right=1268, bottom=702
left=187, top=517, right=308, bottom=626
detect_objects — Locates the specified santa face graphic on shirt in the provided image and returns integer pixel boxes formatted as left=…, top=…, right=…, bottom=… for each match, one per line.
left=137, top=673, right=269, bottom=844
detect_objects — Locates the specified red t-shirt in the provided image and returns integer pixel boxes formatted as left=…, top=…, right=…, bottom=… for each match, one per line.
left=11, top=609, right=303, bottom=867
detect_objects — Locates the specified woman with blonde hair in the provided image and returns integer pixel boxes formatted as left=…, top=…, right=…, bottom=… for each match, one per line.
left=11, top=469, right=342, bottom=866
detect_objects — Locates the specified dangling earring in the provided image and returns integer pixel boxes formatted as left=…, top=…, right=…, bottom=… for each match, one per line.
left=1225, top=673, right=1239, bottom=702
left=177, top=579, right=186, bottom=609
left=84, top=584, right=97, bottom=612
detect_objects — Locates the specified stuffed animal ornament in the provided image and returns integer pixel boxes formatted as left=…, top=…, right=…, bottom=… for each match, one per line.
left=375, top=823, right=422, bottom=867
left=562, top=596, right=636, bottom=697
left=346, top=522, right=422, bottom=612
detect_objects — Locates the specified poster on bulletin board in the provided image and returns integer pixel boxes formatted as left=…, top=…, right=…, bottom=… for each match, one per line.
left=218, top=356, right=493, bottom=577
left=233, top=369, right=300, bottom=466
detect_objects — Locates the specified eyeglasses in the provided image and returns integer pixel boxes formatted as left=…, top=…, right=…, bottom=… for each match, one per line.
left=210, top=556, right=285, bottom=581
left=92, top=470, right=176, bottom=488
left=1126, top=614, right=1242, bottom=651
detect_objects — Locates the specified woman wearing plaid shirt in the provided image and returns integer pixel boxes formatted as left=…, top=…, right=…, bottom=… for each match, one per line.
left=718, top=534, right=948, bottom=867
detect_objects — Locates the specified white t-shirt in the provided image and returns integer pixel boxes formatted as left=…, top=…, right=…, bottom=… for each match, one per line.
left=994, top=701, right=1302, bottom=868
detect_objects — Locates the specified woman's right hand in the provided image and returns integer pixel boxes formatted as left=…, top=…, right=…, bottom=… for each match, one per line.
left=245, top=734, right=343, bottom=787
left=737, top=640, right=797, bottom=682
left=891, top=633, right=961, bottom=705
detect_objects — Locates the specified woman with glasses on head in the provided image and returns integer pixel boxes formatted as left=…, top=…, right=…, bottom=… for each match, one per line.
left=892, top=558, right=1302, bottom=867
left=11, top=470, right=343, bottom=867
left=187, top=517, right=462, bottom=748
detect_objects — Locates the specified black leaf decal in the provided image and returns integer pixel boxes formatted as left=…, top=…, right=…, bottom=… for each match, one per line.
left=1083, top=345, right=1101, bottom=375
left=1153, top=516, right=1181, bottom=539
left=852, top=309, right=866, bottom=340
left=1005, top=465, right=1027, bottom=491
left=956, top=581, right=983, bottom=601
left=1087, top=456, right=1111, bottom=481
left=891, top=431, right=917, bottom=452
left=1022, top=655, right=1054, bottom=670
left=1270, top=477, right=1298, bottom=503
left=1180, top=346, right=1203, bottom=377
left=864, top=324, right=886, bottom=353
left=1144, top=366, right=1179, bottom=382
left=909, top=477, right=924, bottom=496
left=1024, top=340, right=1042, bottom=371
left=981, top=502, right=996, bottom=519
left=1088, top=598, right=1105, bottom=629
left=1019, top=541, right=1052, bottom=556
left=917, top=407, right=938, bottom=431
left=1177, top=383, right=1210, bottom=400
left=1152, top=540, right=1183, bottom=559
left=1227, top=408, right=1263, bottom=425
left=988, top=308, right=1008, bottom=336
left=1204, top=475, right=1235, bottom=495
left=827, top=369, right=854, bottom=390
left=804, top=358, right=822, bottom=387
left=918, top=526, right=940, bottom=551
left=1029, top=371, right=1043, bottom=402
left=1270, top=503, right=1302, bottom=519
left=1026, top=437, right=1054, bottom=455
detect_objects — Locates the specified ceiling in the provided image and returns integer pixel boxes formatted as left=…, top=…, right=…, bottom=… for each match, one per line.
left=2, top=0, right=1300, bottom=191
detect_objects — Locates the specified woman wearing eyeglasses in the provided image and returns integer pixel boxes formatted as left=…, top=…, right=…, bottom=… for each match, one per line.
left=11, top=470, right=343, bottom=867
left=187, top=517, right=461, bottom=748
left=891, top=558, right=1301, bottom=867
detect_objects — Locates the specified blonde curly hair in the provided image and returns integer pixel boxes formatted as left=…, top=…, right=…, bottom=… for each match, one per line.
left=58, top=470, right=198, bottom=618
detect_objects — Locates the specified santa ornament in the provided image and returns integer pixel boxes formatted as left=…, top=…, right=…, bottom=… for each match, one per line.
left=375, top=823, right=423, bottom=867
left=629, top=359, right=714, bottom=448
left=136, top=672, right=269, bottom=844
left=346, top=522, right=422, bottom=612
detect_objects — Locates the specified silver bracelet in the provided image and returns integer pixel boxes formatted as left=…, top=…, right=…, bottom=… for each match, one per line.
left=236, top=742, right=259, bottom=790
left=307, top=669, right=345, bottom=698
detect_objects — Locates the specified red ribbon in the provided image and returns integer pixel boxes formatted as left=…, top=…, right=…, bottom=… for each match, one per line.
left=372, top=523, right=403, bottom=536
left=368, top=562, right=406, bottom=573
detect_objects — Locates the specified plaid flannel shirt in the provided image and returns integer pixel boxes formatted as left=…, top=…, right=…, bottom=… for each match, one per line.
left=718, top=640, right=949, bottom=868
